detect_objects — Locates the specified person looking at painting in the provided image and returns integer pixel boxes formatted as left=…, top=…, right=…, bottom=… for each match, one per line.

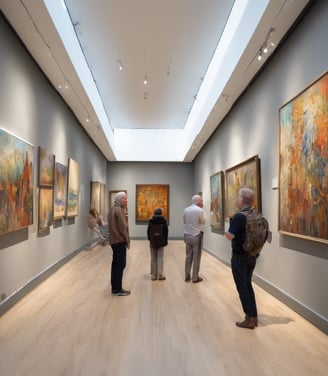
left=225, top=187, right=258, bottom=329
left=147, top=207, right=168, bottom=281
left=108, top=191, right=131, bottom=296
left=87, top=208, right=106, bottom=245
left=183, top=194, right=206, bottom=283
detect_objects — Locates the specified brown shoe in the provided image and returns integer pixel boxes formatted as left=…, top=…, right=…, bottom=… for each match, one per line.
left=236, top=315, right=256, bottom=329
left=192, top=277, right=203, bottom=283
left=158, top=275, right=166, bottom=281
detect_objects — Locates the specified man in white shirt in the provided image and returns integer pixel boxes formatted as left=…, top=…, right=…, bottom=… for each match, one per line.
left=183, top=194, right=206, bottom=283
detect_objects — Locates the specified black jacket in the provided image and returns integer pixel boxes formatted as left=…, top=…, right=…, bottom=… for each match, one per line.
left=147, top=215, right=168, bottom=246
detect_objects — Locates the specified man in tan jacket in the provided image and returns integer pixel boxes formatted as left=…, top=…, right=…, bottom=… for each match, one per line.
left=108, top=191, right=131, bottom=296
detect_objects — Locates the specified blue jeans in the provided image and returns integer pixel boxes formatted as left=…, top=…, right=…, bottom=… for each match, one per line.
left=111, top=242, right=127, bottom=293
left=231, top=253, right=257, bottom=317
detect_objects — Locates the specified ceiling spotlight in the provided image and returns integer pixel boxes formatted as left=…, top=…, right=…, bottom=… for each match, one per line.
left=117, top=60, right=123, bottom=71
left=257, top=52, right=262, bottom=61
left=144, top=76, right=148, bottom=85
left=263, top=44, right=268, bottom=54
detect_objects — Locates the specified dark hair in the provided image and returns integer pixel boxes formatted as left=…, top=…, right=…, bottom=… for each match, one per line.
left=154, top=207, right=162, bottom=215
left=89, top=208, right=98, bottom=217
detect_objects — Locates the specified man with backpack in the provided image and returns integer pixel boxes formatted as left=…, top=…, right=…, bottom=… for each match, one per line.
left=147, top=207, right=168, bottom=281
left=225, top=187, right=259, bottom=329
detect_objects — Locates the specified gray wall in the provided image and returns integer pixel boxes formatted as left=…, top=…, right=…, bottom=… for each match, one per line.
left=107, top=162, right=194, bottom=238
left=194, top=1, right=328, bottom=332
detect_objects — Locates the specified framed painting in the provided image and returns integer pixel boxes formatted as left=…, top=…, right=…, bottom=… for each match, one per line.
left=38, top=187, right=54, bottom=236
left=0, top=128, right=34, bottom=235
left=225, top=156, right=261, bottom=218
left=67, top=158, right=80, bottom=217
left=210, top=171, right=224, bottom=230
left=38, top=146, right=55, bottom=186
left=90, top=181, right=101, bottom=211
left=54, top=162, right=67, bottom=219
left=279, top=71, right=328, bottom=243
left=136, top=184, right=169, bottom=222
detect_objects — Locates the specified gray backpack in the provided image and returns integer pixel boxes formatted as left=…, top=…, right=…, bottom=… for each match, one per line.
left=241, top=209, right=271, bottom=257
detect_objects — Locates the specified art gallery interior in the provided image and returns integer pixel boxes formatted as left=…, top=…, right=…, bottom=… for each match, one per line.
left=0, top=0, right=327, bottom=374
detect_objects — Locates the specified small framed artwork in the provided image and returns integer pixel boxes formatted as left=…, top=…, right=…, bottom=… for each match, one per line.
left=279, top=71, right=328, bottom=243
left=54, top=162, right=67, bottom=220
left=38, top=146, right=55, bottom=187
left=90, top=181, right=101, bottom=210
left=38, top=187, right=54, bottom=236
left=210, top=171, right=224, bottom=230
left=136, top=184, right=169, bottom=223
left=67, top=158, right=80, bottom=217
left=225, top=156, right=261, bottom=218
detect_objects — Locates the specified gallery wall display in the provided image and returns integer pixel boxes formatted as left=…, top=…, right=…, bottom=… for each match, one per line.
left=0, top=128, right=34, bottom=235
left=210, top=171, right=224, bottom=230
left=279, top=71, right=328, bottom=243
left=225, top=155, right=261, bottom=218
left=135, top=184, right=169, bottom=222
left=67, top=158, right=80, bottom=217
left=54, top=162, right=67, bottom=220
left=38, top=187, right=54, bottom=236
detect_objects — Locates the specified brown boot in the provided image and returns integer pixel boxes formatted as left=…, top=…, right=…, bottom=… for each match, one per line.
left=236, top=315, right=256, bottom=329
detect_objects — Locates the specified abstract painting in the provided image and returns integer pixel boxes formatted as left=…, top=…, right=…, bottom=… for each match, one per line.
left=67, top=158, right=80, bottom=217
left=279, top=71, right=328, bottom=243
left=210, top=171, right=224, bottom=230
left=38, top=147, right=55, bottom=186
left=54, top=162, right=67, bottom=219
left=0, top=128, right=34, bottom=235
left=38, top=187, right=54, bottom=236
left=225, top=156, right=261, bottom=218
left=136, top=184, right=169, bottom=222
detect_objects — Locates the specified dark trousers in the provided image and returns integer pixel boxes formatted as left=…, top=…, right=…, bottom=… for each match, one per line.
left=111, top=242, right=127, bottom=293
left=231, top=253, right=257, bottom=317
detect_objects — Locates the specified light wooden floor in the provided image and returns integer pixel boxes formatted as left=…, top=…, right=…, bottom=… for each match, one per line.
left=0, top=240, right=327, bottom=376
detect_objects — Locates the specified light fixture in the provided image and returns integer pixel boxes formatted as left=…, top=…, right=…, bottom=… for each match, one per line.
left=257, top=28, right=275, bottom=63
left=143, top=76, right=148, bottom=85
left=117, top=60, right=123, bottom=71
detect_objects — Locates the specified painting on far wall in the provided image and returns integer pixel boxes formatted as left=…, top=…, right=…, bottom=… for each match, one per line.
left=0, top=128, right=34, bottom=235
left=210, top=171, right=224, bottom=230
left=54, top=162, right=67, bottom=220
left=279, top=71, right=328, bottom=243
left=225, top=156, right=261, bottom=218
left=67, top=158, right=80, bottom=217
left=135, top=184, right=169, bottom=223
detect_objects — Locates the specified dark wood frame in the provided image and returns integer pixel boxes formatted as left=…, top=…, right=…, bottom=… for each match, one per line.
left=225, top=156, right=261, bottom=218
left=135, top=184, right=169, bottom=223
left=209, top=171, right=224, bottom=230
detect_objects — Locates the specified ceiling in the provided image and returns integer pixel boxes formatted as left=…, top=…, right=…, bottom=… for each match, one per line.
left=0, top=0, right=311, bottom=162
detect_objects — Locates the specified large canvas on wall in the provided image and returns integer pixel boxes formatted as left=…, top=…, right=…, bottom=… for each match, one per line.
left=225, top=156, right=261, bottom=218
left=136, top=184, right=169, bottom=222
left=0, top=128, right=34, bottom=235
left=67, top=158, right=80, bottom=217
left=279, top=71, right=328, bottom=243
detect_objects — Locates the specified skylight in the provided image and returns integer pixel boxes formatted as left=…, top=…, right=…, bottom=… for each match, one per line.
left=43, top=0, right=269, bottom=161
